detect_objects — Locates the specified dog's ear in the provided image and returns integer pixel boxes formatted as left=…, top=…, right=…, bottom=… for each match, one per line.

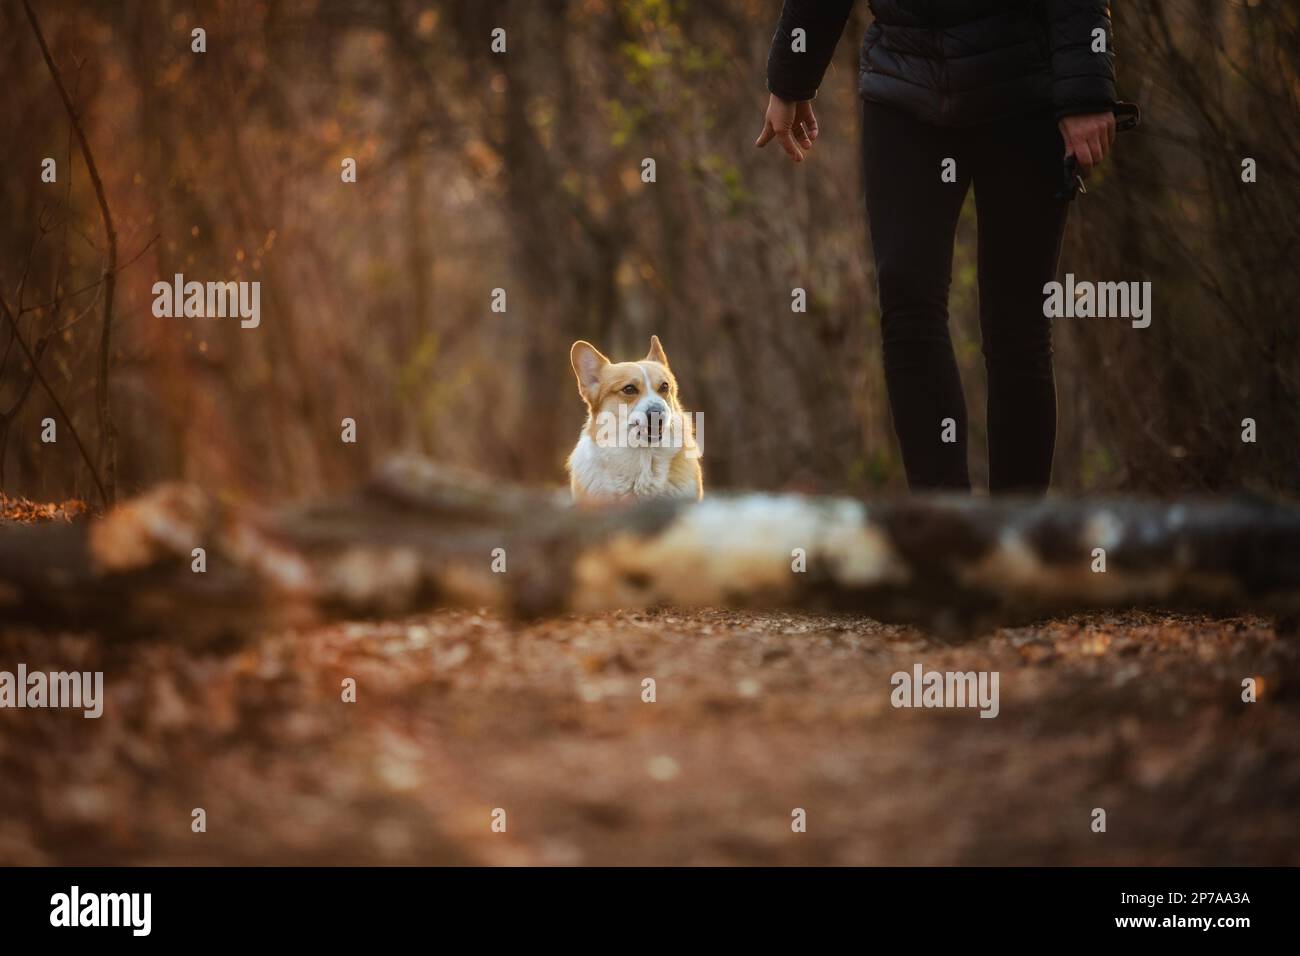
left=645, top=334, right=668, bottom=367
left=570, top=340, right=610, bottom=405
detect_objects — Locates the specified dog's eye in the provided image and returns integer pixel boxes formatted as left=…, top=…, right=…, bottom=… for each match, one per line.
left=621, top=384, right=638, bottom=395
left=658, top=382, right=670, bottom=393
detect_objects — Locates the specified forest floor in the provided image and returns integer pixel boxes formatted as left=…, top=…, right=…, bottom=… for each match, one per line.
left=2, top=600, right=1298, bottom=865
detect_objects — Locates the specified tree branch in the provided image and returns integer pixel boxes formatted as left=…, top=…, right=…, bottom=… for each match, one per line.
left=0, top=293, right=108, bottom=508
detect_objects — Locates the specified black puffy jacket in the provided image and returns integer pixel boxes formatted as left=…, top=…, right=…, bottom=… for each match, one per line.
left=767, top=0, right=1117, bottom=126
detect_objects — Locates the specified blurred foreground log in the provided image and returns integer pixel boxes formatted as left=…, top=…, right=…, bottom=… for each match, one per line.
left=2, top=457, right=1300, bottom=640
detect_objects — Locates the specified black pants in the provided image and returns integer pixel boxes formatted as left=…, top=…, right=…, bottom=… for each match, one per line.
left=861, top=99, right=1070, bottom=493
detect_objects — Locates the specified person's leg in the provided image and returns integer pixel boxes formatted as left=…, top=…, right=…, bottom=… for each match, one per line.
left=970, top=113, right=1070, bottom=494
left=861, top=99, right=972, bottom=490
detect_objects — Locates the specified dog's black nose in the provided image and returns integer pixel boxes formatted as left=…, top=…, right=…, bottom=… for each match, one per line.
left=646, top=404, right=668, bottom=440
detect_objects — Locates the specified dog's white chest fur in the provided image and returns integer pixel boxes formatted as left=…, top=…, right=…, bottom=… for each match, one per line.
left=568, top=434, right=681, bottom=499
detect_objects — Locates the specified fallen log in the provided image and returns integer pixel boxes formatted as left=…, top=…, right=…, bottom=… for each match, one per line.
left=2, top=456, right=1299, bottom=640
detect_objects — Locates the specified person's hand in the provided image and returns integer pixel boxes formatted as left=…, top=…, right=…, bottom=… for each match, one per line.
left=755, top=94, right=818, bottom=163
left=1058, top=111, right=1116, bottom=174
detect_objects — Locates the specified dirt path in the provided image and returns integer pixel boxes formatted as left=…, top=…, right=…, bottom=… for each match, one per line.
left=1, top=607, right=1297, bottom=865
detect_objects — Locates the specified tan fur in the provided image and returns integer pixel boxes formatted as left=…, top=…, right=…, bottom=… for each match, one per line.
left=567, top=336, right=703, bottom=503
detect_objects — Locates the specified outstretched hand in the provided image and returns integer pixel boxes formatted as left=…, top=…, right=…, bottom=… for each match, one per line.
left=755, top=94, right=818, bottom=163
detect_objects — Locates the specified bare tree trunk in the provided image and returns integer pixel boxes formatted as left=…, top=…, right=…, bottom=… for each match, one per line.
left=23, top=0, right=118, bottom=504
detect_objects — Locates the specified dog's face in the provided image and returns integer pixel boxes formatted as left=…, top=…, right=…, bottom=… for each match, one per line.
left=570, top=336, right=684, bottom=450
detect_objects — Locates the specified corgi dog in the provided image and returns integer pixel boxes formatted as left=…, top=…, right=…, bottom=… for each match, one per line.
left=567, top=335, right=703, bottom=503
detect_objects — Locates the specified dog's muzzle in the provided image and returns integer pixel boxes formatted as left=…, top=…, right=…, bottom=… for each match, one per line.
left=633, top=401, right=670, bottom=444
